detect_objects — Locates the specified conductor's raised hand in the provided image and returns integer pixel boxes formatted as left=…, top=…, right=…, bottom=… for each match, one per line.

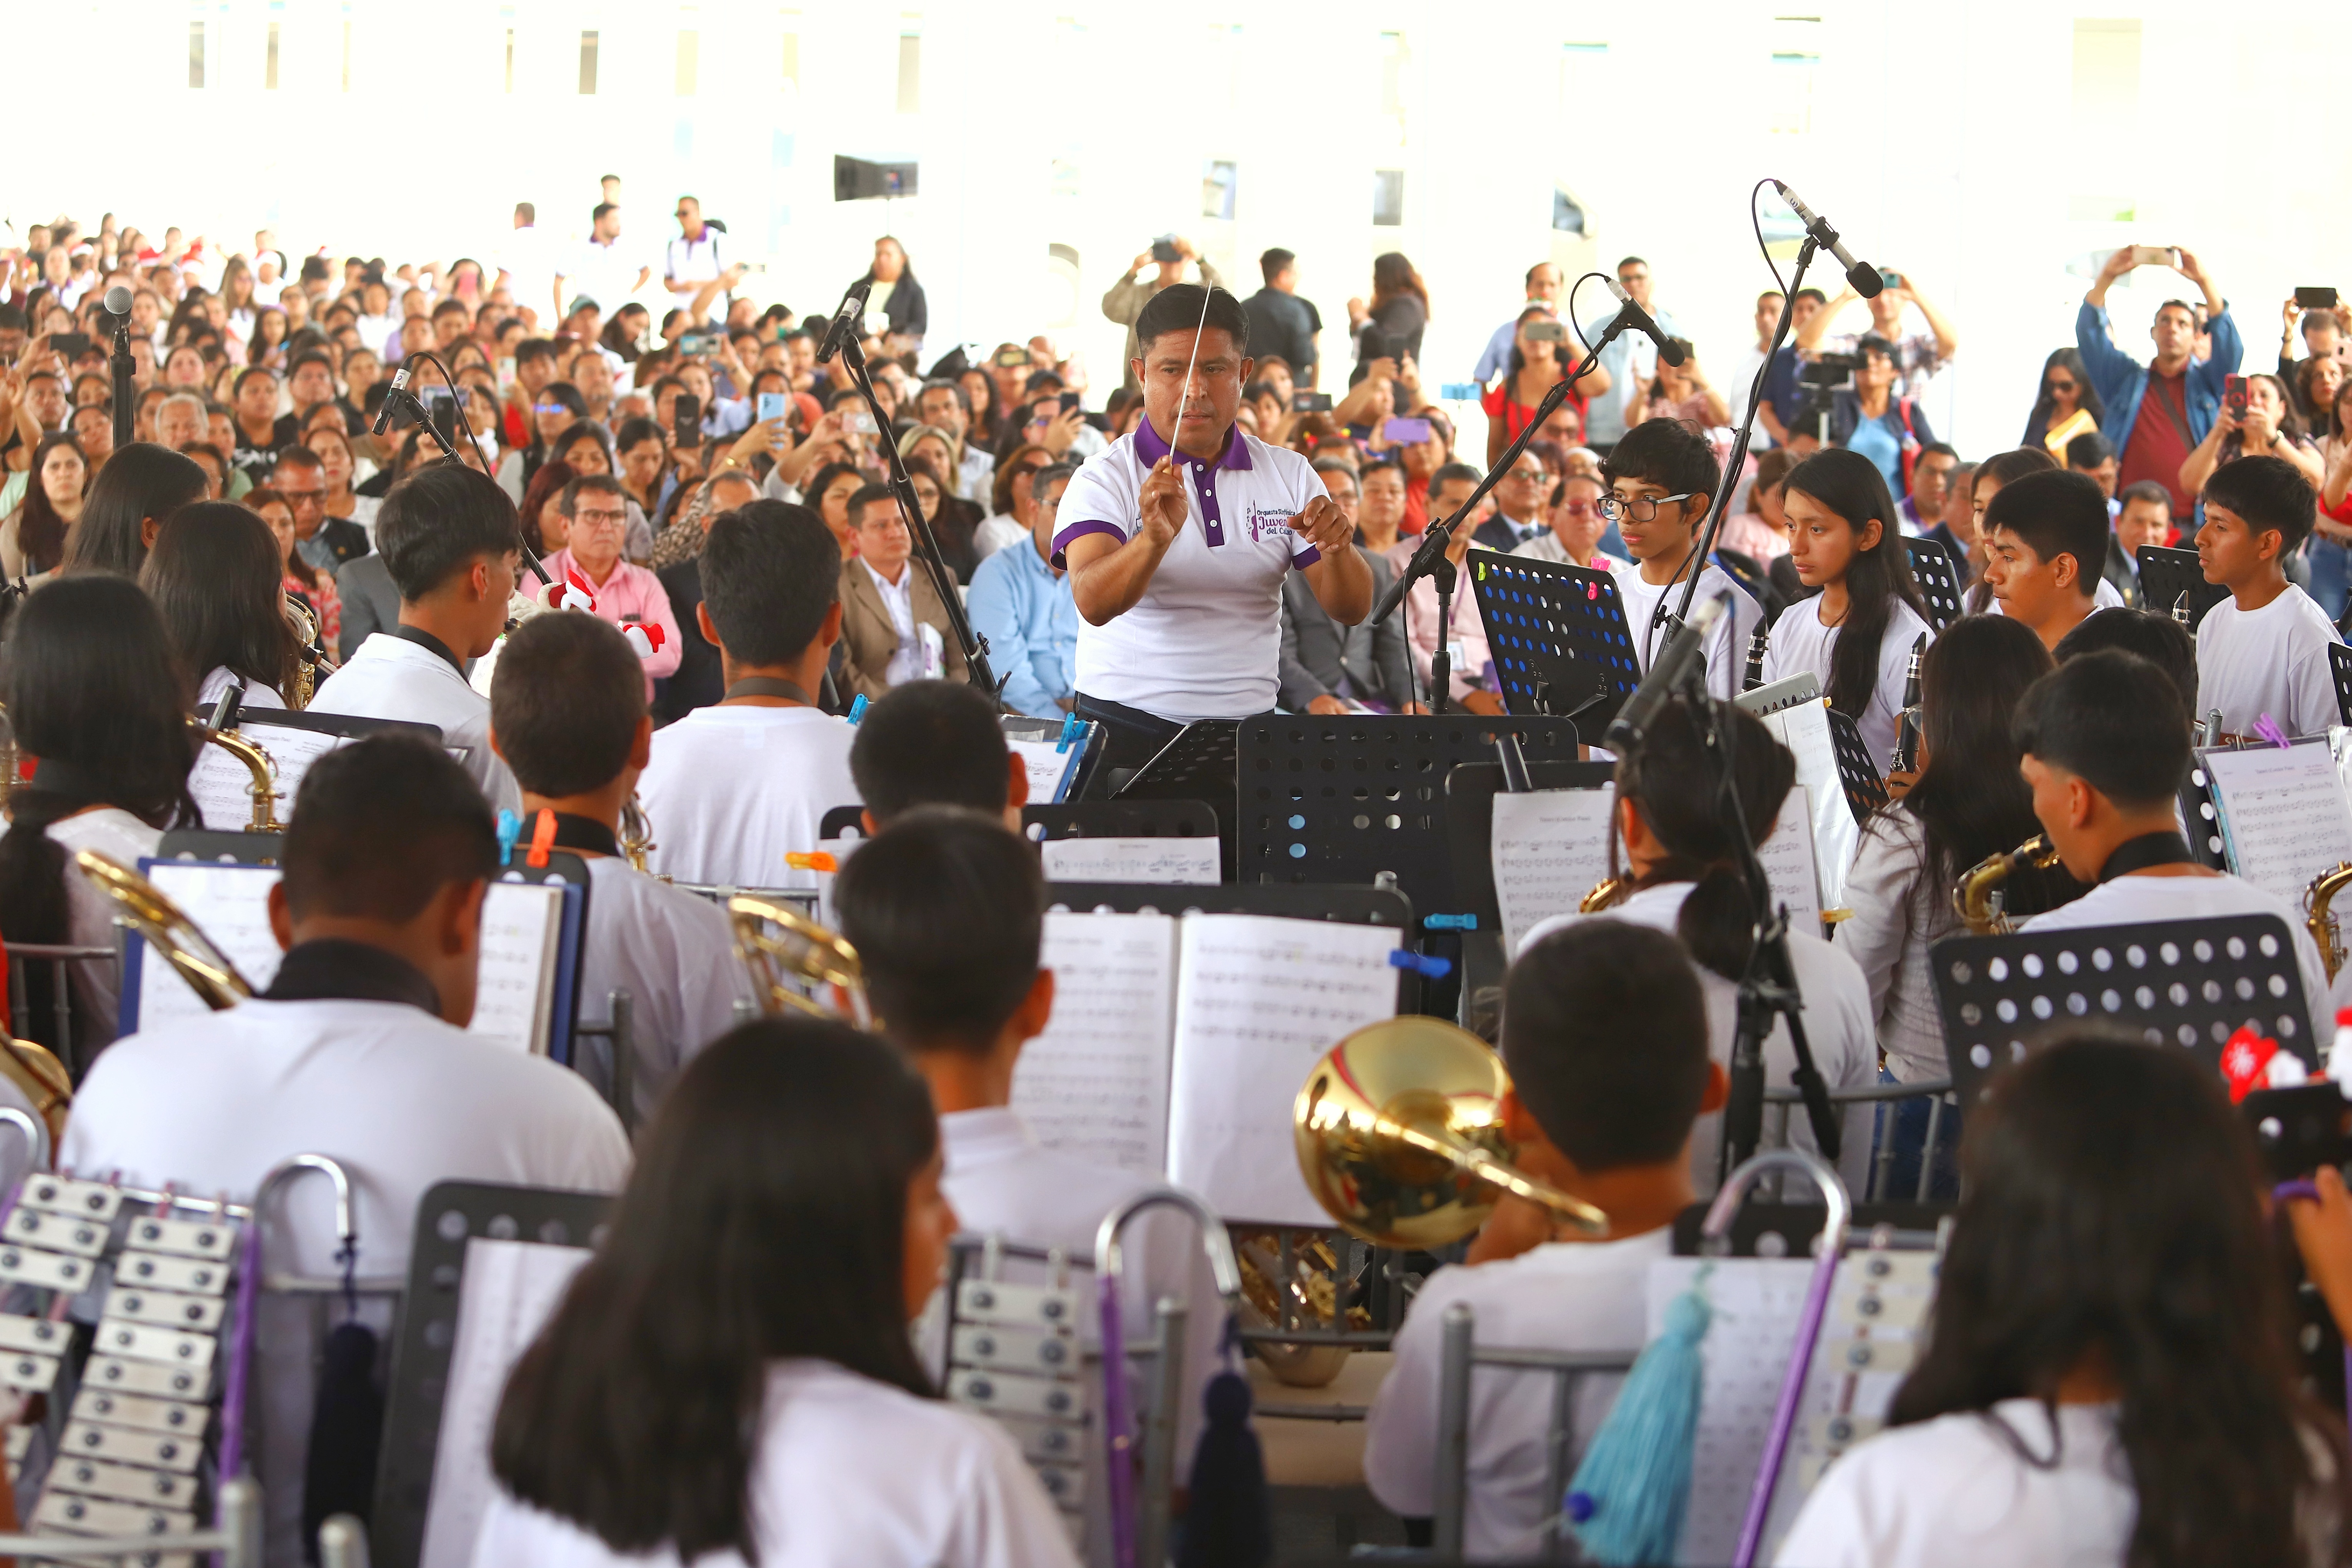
left=1290, top=494, right=1354, bottom=556
left=1137, top=457, right=1188, bottom=545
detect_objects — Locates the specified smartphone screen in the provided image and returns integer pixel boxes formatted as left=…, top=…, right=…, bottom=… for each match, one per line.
left=845, top=409, right=877, bottom=437
left=1384, top=417, right=1434, bottom=445
left=2129, top=245, right=2177, bottom=268
left=50, top=332, right=91, bottom=361
left=2298, top=287, right=2340, bottom=311
left=2224, top=375, right=2248, bottom=418
left=1292, top=392, right=1334, bottom=414
left=674, top=392, right=703, bottom=445
left=1057, top=392, right=1082, bottom=415
left=1878, top=268, right=1903, bottom=292
left=756, top=391, right=788, bottom=424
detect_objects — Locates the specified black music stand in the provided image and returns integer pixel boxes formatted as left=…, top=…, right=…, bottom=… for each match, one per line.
left=1442, top=760, right=1615, bottom=1033
left=2136, top=545, right=2228, bottom=629
left=1903, top=538, right=1964, bottom=632
left=156, top=829, right=285, bottom=863
left=2331, top=644, right=2352, bottom=729
left=1043, top=879, right=1420, bottom=1011
left=1824, top=708, right=1890, bottom=822
left=2181, top=758, right=2233, bottom=869
left=1111, top=719, right=1240, bottom=804
left=1929, top=914, right=2312, bottom=1106
left=1465, top=549, right=1640, bottom=726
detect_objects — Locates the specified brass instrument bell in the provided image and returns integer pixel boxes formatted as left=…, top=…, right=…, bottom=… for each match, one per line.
left=1951, top=832, right=2062, bottom=936
left=72, top=851, right=254, bottom=1010
left=726, top=895, right=871, bottom=1027
left=2307, top=862, right=2352, bottom=982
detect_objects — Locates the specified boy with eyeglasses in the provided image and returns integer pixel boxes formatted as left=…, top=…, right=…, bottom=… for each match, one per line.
left=1601, top=417, right=1763, bottom=698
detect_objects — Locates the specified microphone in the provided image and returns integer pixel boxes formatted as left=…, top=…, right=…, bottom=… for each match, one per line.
left=103, top=284, right=133, bottom=318
left=1602, top=278, right=1684, bottom=366
left=1604, top=592, right=1729, bottom=753
left=1770, top=180, right=1883, bottom=299
left=815, top=278, right=874, bottom=366
left=371, top=365, right=412, bottom=436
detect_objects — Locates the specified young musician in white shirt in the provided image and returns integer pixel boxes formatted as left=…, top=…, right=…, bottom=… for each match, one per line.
left=1601, top=418, right=1762, bottom=702
left=62, top=737, right=631, bottom=1563
left=637, top=501, right=860, bottom=891
left=1979, top=468, right=2109, bottom=653
left=1366, top=919, right=1725, bottom=1560
left=2016, top=648, right=2331, bottom=1034
left=1759, top=446, right=1937, bottom=764
left=141, top=502, right=298, bottom=711
left=2193, top=453, right=2345, bottom=740
left=1777, top=1036, right=2349, bottom=1568
left=487, top=610, right=755, bottom=1125
left=476, top=1018, right=1080, bottom=1568
left=848, top=680, right=1029, bottom=835
left=310, top=462, right=523, bottom=811
left=832, top=807, right=1223, bottom=1561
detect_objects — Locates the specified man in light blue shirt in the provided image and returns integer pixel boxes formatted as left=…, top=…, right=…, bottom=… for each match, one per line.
left=968, top=460, right=1080, bottom=718
left=1579, top=256, right=1678, bottom=450
left=1473, top=262, right=1566, bottom=385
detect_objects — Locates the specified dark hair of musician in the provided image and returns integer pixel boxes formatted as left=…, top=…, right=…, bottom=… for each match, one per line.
left=1608, top=693, right=1792, bottom=981
left=699, top=500, right=840, bottom=668
left=835, top=807, right=1043, bottom=1052
left=61, top=441, right=207, bottom=578
left=140, top=502, right=302, bottom=701
left=488, top=612, right=646, bottom=799
left=1134, top=282, right=1251, bottom=361
left=1782, top=447, right=1931, bottom=721
left=1982, top=470, right=2110, bottom=600
left=849, top=681, right=1009, bottom=825
left=2054, top=608, right=2196, bottom=718
left=1601, top=416, right=1721, bottom=509
left=0, top=576, right=198, bottom=951
left=376, top=462, right=522, bottom=602
left=491, top=1019, right=940, bottom=1560
left=2204, top=453, right=2319, bottom=555
left=1503, top=918, right=1710, bottom=1171
left=1893, top=1033, right=2352, bottom=1568
left=2012, top=649, right=2189, bottom=812
left=282, top=736, right=497, bottom=923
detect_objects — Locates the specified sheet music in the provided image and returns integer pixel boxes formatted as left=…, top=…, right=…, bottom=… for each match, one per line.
left=1038, top=836, right=1220, bottom=886
left=131, top=863, right=285, bottom=1032
left=1166, top=915, right=1401, bottom=1226
left=1759, top=790, right=1822, bottom=930
left=1010, top=912, right=1181, bottom=1178
left=2203, top=741, right=2352, bottom=912
left=467, top=883, right=564, bottom=1053
left=1009, top=738, right=1085, bottom=806
left=416, top=1238, right=593, bottom=1568
left=186, top=726, right=347, bottom=831
left=1761, top=700, right=1861, bottom=910
left=1489, top=786, right=1617, bottom=958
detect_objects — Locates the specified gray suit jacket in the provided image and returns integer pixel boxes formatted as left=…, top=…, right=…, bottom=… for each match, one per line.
left=334, top=553, right=402, bottom=663
left=1278, top=547, right=1413, bottom=711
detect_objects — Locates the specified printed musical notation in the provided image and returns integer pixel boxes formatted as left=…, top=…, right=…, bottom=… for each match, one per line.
left=133, top=863, right=285, bottom=1031
left=1166, top=914, right=1400, bottom=1227
left=1761, top=700, right=1861, bottom=910
left=1011, top=912, right=1180, bottom=1178
left=1758, top=790, right=1822, bottom=931
left=1008, top=738, right=1086, bottom=807
left=466, top=883, right=564, bottom=1053
left=186, top=725, right=346, bottom=831
left=2204, top=741, right=2352, bottom=913
left=1489, top=787, right=1616, bottom=957
left=1038, top=836, right=1220, bottom=887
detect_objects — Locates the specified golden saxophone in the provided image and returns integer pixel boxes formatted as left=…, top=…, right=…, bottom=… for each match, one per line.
left=2306, top=862, right=2352, bottom=981
left=189, top=719, right=285, bottom=834
left=284, top=590, right=337, bottom=709
left=1953, top=833, right=2062, bottom=936
left=1578, top=874, right=1629, bottom=913
left=619, top=793, right=656, bottom=874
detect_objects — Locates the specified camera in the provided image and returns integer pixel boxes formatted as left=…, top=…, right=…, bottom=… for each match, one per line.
left=1150, top=235, right=1181, bottom=264
left=1797, top=352, right=1859, bottom=390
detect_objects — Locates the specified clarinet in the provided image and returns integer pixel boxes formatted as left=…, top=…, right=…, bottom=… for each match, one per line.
left=1890, top=633, right=1926, bottom=774
left=1742, top=623, right=1769, bottom=692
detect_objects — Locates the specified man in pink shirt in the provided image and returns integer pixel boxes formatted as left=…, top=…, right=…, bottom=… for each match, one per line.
left=541, top=474, right=683, bottom=697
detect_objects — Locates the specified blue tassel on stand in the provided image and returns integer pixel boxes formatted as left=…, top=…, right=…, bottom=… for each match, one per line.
left=1563, top=1283, right=1712, bottom=1567
left=1174, top=1367, right=1272, bottom=1568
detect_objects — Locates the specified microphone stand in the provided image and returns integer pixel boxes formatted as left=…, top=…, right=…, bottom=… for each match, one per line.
left=106, top=305, right=134, bottom=453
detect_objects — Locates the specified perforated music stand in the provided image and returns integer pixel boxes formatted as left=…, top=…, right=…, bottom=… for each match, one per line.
left=2180, top=759, right=2233, bottom=869
left=816, top=800, right=1227, bottom=851
left=1929, top=914, right=2312, bottom=1107
left=1465, top=549, right=1639, bottom=726
left=1113, top=719, right=1241, bottom=806
left=1903, top=539, right=1964, bottom=632
left=1824, top=708, right=1890, bottom=822
left=2331, top=644, right=2352, bottom=729
left=2136, top=545, right=2228, bottom=630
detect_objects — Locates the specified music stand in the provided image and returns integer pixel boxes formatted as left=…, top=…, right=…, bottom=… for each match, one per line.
left=1929, top=914, right=2311, bottom=1107
left=156, top=829, right=285, bottom=863
left=2136, top=545, right=2228, bottom=629
left=2331, top=644, right=2352, bottom=729
left=1823, top=708, right=1889, bottom=822
left=1113, top=719, right=1240, bottom=804
left=1902, top=538, right=1964, bottom=632
left=1442, top=760, right=1615, bottom=1033
left=1465, top=549, right=1639, bottom=726
left=1043, top=879, right=1419, bottom=1011
left=492, top=851, right=595, bottom=1066
left=2181, top=759, right=2232, bottom=869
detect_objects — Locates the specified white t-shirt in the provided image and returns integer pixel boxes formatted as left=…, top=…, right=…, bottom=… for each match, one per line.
left=44, top=806, right=164, bottom=1047
left=1364, top=1229, right=1670, bottom=1561
left=573, top=857, right=758, bottom=1125
left=2020, top=870, right=2332, bottom=1044
left=310, top=633, right=521, bottom=814
left=470, top=1359, right=1080, bottom=1568
left=196, top=665, right=288, bottom=713
left=1760, top=597, right=1935, bottom=767
left=1612, top=562, right=1763, bottom=703
left=1052, top=422, right=1327, bottom=721
left=2194, top=585, right=2344, bottom=740
left=1523, top=883, right=1878, bottom=1195
left=637, top=704, right=859, bottom=890
left=562, top=234, right=648, bottom=314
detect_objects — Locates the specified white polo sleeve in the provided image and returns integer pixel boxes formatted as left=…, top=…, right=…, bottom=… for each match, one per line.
left=1049, top=449, right=1136, bottom=569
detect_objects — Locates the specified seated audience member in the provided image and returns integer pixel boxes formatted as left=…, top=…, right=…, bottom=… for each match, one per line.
left=2064, top=428, right=2121, bottom=510
left=1510, top=470, right=1626, bottom=575
left=1979, top=469, right=2111, bottom=651
left=62, top=738, right=630, bottom=1563
left=1393, top=464, right=1502, bottom=713
left=0, top=575, right=197, bottom=1049
left=488, top=612, right=754, bottom=1123
left=333, top=549, right=402, bottom=663
left=652, top=468, right=762, bottom=725
left=1720, top=446, right=1797, bottom=565
left=1366, top=919, right=1723, bottom=1559
left=1604, top=419, right=1764, bottom=699
left=141, top=501, right=300, bottom=709
left=849, top=680, right=1023, bottom=835
left=309, top=462, right=523, bottom=811
left=966, top=459, right=1081, bottom=719
left=833, top=809, right=1220, bottom=1561
left=474, top=1019, right=1080, bottom=1568
left=272, top=442, right=370, bottom=570
left=2193, top=454, right=2344, bottom=739
left=637, top=502, right=857, bottom=890
left=2016, top=649, right=2329, bottom=1032
left=837, top=484, right=970, bottom=700
left=2109, top=479, right=2175, bottom=606
left=542, top=474, right=683, bottom=698
left=1527, top=692, right=1875, bottom=1190
left=1779, top=1036, right=2349, bottom=1568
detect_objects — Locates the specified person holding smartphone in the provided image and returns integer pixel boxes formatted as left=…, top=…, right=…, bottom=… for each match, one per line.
left=1481, top=306, right=1609, bottom=468
left=2177, top=372, right=2324, bottom=499
left=1101, top=236, right=1222, bottom=391
left=2077, top=243, right=2239, bottom=520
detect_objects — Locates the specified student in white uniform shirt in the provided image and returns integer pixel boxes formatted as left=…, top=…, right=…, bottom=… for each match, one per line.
left=63, top=738, right=631, bottom=1565
left=1601, top=418, right=1762, bottom=701
left=141, top=502, right=298, bottom=712
left=1760, top=448, right=1936, bottom=767
left=637, top=501, right=859, bottom=891
left=835, top=809, right=1225, bottom=1563
left=2193, top=454, right=2345, bottom=740
left=474, top=1019, right=1080, bottom=1568
left=1366, top=920, right=1725, bottom=1561
left=309, top=463, right=521, bottom=812
left=1522, top=693, right=1876, bottom=1193
left=849, top=680, right=1029, bottom=834
left=487, top=612, right=755, bottom=1125
left=2015, top=649, right=2331, bottom=1035
left=1977, top=468, right=2110, bottom=655
left=1776, top=1037, right=2348, bottom=1568
left=1056, top=283, right=1369, bottom=773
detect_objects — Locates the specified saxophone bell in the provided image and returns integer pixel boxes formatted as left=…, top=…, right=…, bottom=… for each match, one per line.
left=283, top=590, right=336, bottom=709
left=188, top=718, right=285, bottom=834
left=2306, top=863, right=2352, bottom=982
left=1953, top=832, right=2062, bottom=936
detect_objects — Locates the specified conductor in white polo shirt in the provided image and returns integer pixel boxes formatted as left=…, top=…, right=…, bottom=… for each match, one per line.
left=1054, top=283, right=1371, bottom=770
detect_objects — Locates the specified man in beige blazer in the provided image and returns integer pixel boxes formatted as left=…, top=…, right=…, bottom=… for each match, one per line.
left=837, top=482, right=970, bottom=700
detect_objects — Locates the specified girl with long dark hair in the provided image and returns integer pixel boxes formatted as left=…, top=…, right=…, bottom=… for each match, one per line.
left=60, top=441, right=207, bottom=579
left=1779, top=1034, right=2352, bottom=1568
left=477, top=1019, right=1078, bottom=1568
left=143, top=501, right=302, bottom=710
left=1533, top=693, right=1877, bottom=1193
left=2, top=432, right=90, bottom=579
left=0, top=576, right=199, bottom=1051
left=1760, top=447, right=1936, bottom=765
left=2020, top=345, right=2106, bottom=451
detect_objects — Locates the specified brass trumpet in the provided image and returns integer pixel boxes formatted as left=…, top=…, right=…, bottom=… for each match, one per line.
left=190, top=720, right=285, bottom=833
left=727, top=896, right=871, bottom=1027
left=284, top=590, right=337, bottom=709
left=2307, top=862, right=2352, bottom=981
left=72, top=850, right=254, bottom=1010
left=1952, top=832, right=2062, bottom=936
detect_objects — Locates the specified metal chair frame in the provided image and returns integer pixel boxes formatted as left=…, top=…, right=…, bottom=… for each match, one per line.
left=7, top=940, right=119, bottom=1079
left=1760, top=1076, right=1956, bottom=1204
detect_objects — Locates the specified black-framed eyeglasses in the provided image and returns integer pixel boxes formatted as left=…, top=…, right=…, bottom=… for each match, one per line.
left=1598, top=491, right=1695, bottom=523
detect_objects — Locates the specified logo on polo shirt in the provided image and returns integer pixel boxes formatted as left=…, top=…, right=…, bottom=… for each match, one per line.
left=1243, top=503, right=1296, bottom=545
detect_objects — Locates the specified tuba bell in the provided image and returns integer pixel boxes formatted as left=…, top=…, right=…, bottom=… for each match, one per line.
left=727, top=896, right=871, bottom=1027
left=1952, top=832, right=2062, bottom=936
left=2307, top=862, right=2352, bottom=981
left=72, top=851, right=254, bottom=1010
left=1295, top=1016, right=1607, bottom=1250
